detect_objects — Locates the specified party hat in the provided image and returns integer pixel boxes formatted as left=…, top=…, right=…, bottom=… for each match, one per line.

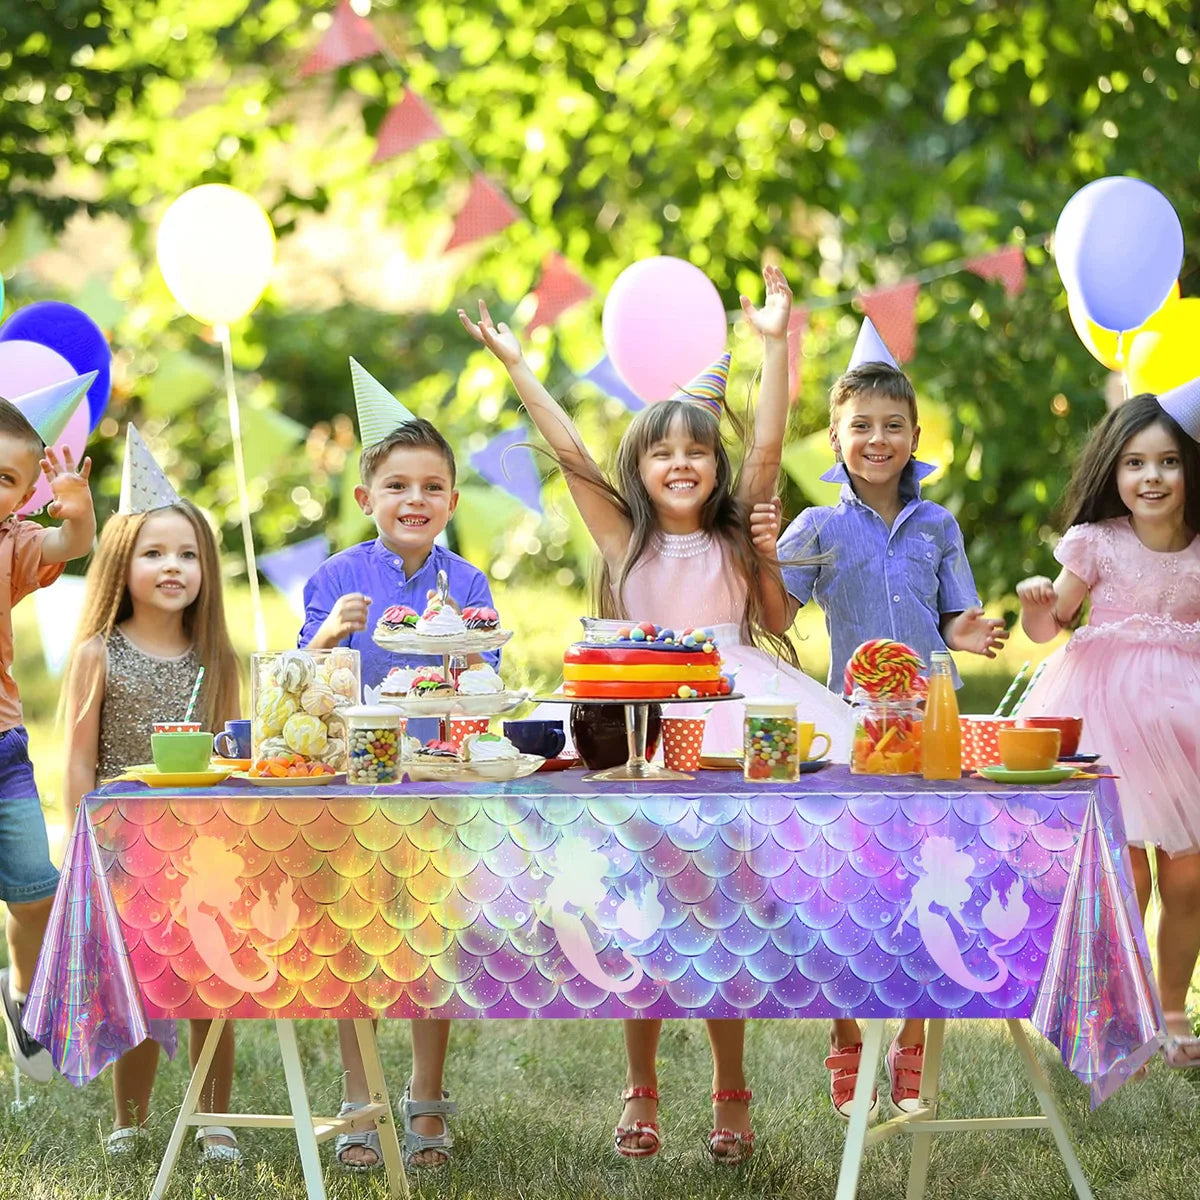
left=847, top=317, right=900, bottom=372
left=350, top=357, right=417, bottom=448
left=8, top=372, right=97, bottom=446
left=119, top=425, right=182, bottom=514
left=1159, top=375, right=1200, bottom=443
left=667, top=352, right=730, bottom=417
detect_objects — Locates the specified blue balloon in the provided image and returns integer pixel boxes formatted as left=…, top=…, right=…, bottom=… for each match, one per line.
left=1054, top=177, right=1183, bottom=333
left=0, top=301, right=112, bottom=431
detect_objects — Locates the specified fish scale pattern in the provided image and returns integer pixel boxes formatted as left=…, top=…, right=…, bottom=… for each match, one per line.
left=86, top=773, right=1116, bottom=1022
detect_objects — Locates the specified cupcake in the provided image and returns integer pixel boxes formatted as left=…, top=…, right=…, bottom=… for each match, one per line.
left=408, top=670, right=455, bottom=697
left=461, top=606, right=500, bottom=631
left=456, top=665, right=504, bottom=696
left=378, top=604, right=419, bottom=634
left=461, top=732, right=519, bottom=762
left=415, top=602, right=467, bottom=637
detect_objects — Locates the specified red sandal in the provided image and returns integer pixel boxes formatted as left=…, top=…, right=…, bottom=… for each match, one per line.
left=824, top=1042, right=879, bottom=1122
left=614, top=1086, right=661, bottom=1159
left=708, top=1088, right=754, bottom=1165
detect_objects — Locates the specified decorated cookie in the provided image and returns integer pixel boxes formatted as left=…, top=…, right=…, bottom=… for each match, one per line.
left=256, top=686, right=298, bottom=736
left=274, top=649, right=316, bottom=693
left=418, top=739, right=460, bottom=759
left=379, top=605, right=419, bottom=631
left=282, top=712, right=329, bottom=757
left=409, top=670, right=454, bottom=697
left=461, top=606, right=499, bottom=630
left=300, top=679, right=338, bottom=717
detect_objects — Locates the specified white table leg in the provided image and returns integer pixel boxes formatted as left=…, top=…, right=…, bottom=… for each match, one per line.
left=834, top=1018, right=886, bottom=1200
left=905, top=1019, right=945, bottom=1200
left=276, top=1019, right=328, bottom=1200
left=149, top=1018, right=225, bottom=1200
left=353, top=1019, right=408, bottom=1199
left=1007, top=1020, right=1095, bottom=1200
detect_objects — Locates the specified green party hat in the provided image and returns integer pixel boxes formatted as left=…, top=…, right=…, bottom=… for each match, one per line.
left=119, top=425, right=182, bottom=514
left=350, top=357, right=417, bottom=448
left=9, top=371, right=97, bottom=446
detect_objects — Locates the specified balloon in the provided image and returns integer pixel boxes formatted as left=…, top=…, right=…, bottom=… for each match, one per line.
left=1067, top=281, right=1180, bottom=371
left=0, top=301, right=112, bottom=432
left=156, top=185, right=276, bottom=326
left=601, top=256, right=727, bottom=403
left=1125, top=297, right=1200, bottom=395
left=0, top=341, right=90, bottom=516
left=1053, top=177, right=1183, bottom=333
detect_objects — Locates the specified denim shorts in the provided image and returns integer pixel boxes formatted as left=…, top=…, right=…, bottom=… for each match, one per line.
left=0, top=726, right=58, bottom=904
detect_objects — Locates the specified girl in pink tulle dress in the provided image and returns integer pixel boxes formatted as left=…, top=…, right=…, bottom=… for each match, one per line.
left=1017, top=390, right=1200, bottom=1068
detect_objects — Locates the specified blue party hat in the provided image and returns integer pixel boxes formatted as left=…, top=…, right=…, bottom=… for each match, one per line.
left=8, top=372, right=97, bottom=446
left=847, top=318, right=899, bottom=372
left=1159, top=375, right=1200, bottom=443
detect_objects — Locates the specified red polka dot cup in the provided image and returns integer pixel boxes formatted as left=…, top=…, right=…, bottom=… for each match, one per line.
left=446, top=717, right=490, bottom=751
left=959, top=715, right=1017, bottom=770
left=153, top=720, right=202, bottom=734
left=662, top=717, right=706, bottom=772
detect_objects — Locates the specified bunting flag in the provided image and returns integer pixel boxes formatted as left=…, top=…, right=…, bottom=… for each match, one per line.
left=859, top=281, right=920, bottom=363
left=580, top=355, right=644, bottom=412
left=527, top=255, right=594, bottom=332
left=966, top=246, right=1027, bottom=298
left=32, top=575, right=87, bottom=677
left=469, top=425, right=543, bottom=514
left=786, top=308, right=808, bottom=402
left=299, top=0, right=382, bottom=77
left=258, top=535, right=331, bottom=618
left=444, top=174, right=519, bottom=253
left=372, top=88, right=445, bottom=163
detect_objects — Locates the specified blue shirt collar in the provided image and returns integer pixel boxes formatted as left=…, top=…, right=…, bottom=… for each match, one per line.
left=819, top=459, right=937, bottom=505
left=369, top=537, right=445, bottom=584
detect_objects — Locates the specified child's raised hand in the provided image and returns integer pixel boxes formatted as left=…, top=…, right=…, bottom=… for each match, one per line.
left=41, top=446, right=94, bottom=521
left=739, top=264, right=793, bottom=341
left=749, top=498, right=783, bottom=554
left=944, top=607, right=1009, bottom=659
left=458, top=300, right=524, bottom=367
left=321, top=593, right=371, bottom=642
left=1016, top=576, right=1057, bottom=611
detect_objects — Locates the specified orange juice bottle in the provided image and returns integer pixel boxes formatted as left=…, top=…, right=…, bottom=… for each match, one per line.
left=922, top=651, right=962, bottom=780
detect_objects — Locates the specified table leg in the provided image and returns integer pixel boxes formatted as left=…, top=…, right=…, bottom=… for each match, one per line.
left=834, top=1018, right=886, bottom=1200
left=905, top=1019, right=946, bottom=1200
left=353, top=1019, right=408, bottom=1200
left=1007, top=1020, right=1095, bottom=1200
left=149, top=1018, right=226, bottom=1200
left=276, top=1019, right=328, bottom=1200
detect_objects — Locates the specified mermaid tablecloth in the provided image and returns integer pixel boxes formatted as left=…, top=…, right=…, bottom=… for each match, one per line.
left=27, top=768, right=1160, bottom=1105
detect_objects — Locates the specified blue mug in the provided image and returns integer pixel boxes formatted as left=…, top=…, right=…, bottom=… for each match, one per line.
left=213, top=719, right=252, bottom=759
left=503, top=720, right=566, bottom=759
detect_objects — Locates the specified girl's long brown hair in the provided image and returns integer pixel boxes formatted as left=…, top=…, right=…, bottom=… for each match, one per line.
left=60, top=501, right=241, bottom=731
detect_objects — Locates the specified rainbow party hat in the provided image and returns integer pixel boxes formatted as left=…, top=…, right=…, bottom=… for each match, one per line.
left=667, top=352, right=730, bottom=417
left=351, top=357, right=417, bottom=448
left=8, top=371, right=97, bottom=446
left=1159, top=375, right=1200, bottom=443
left=119, top=425, right=182, bottom=514
left=847, top=317, right=900, bottom=372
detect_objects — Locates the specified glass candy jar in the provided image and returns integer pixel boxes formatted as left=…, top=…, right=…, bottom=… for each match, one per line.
left=743, top=699, right=800, bottom=783
left=850, top=693, right=923, bottom=775
left=343, top=705, right=404, bottom=785
left=251, top=648, right=361, bottom=774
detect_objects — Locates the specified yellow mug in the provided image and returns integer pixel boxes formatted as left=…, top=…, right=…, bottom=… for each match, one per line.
left=798, top=722, right=832, bottom=763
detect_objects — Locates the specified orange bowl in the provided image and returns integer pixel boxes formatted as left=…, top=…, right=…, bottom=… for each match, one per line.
left=998, top=727, right=1061, bottom=772
left=1018, top=716, right=1083, bottom=757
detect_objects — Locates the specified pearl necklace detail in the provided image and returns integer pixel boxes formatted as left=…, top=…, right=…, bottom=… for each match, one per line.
left=656, top=530, right=712, bottom=559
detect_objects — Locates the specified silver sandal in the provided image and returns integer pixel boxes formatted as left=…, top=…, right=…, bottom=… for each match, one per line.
left=334, top=1101, right=383, bottom=1172
left=195, top=1125, right=242, bottom=1166
left=401, top=1082, right=456, bottom=1170
left=105, top=1126, right=150, bottom=1156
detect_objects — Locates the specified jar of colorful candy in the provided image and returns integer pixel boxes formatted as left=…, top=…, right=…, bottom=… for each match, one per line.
left=743, top=699, right=800, bottom=782
left=343, top=705, right=405, bottom=785
left=850, top=694, right=923, bottom=775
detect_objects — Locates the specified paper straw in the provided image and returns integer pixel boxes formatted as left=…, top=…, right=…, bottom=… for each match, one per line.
left=993, top=660, right=1030, bottom=716
left=1009, top=660, right=1047, bottom=716
left=183, top=666, right=205, bottom=724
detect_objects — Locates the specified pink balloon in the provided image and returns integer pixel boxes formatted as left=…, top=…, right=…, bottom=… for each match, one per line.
left=601, top=257, right=728, bottom=403
left=0, top=340, right=90, bottom=515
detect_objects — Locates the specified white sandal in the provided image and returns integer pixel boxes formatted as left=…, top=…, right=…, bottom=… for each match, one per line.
left=105, top=1126, right=150, bottom=1156
left=334, top=1101, right=383, bottom=1172
left=195, top=1125, right=242, bottom=1165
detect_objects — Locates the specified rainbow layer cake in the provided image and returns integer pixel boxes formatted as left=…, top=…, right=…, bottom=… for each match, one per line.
left=562, top=622, right=731, bottom=699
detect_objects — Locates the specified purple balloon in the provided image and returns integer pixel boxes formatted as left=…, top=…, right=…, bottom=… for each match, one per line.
left=1054, top=177, right=1183, bottom=333
left=0, top=301, right=112, bottom=432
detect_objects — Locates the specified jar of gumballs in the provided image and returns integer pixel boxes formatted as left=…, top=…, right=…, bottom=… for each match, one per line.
left=343, top=705, right=405, bottom=785
left=743, top=698, right=800, bottom=782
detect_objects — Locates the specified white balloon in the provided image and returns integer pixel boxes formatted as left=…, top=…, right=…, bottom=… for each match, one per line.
left=157, top=185, right=276, bottom=325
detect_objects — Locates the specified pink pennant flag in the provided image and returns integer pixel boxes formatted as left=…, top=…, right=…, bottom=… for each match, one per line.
left=372, top=88, right=444, bottom=163
left=527, top=255, right=593, bottom=331
left=299, top=0, right=382, bottom=78
left=444, top=174, right=520, bottom=252
left=860, top=281, right=919, bottom=363
left=965, top=245, right=1027, bottom=298
left=786, top=308, right=808, bottom=401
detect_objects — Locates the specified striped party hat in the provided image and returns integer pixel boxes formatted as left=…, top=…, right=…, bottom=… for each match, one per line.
left=351, top=357, right=417, bottom=448
left=847, top=317, right=900, bottom=372
left=667, top=352, right=730, bottom=417
left=1159, top=375, right=1200, bottom=442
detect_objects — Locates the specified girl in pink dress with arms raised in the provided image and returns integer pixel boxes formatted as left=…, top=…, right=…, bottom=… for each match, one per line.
left=461, top=267, right=853, bottom=1164
left=1017, top=384, right=1200, bottom=1067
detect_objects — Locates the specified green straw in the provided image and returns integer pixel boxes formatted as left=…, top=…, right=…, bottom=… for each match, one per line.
left=993, top=660, right=1030, bottom=716
left=183, top=666, right=205, bottom=724
left=1009, top=660, right=1047, bottom=716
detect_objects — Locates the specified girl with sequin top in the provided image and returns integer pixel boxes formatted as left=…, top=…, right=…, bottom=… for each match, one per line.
left=60, top=499, right=242, bottom=1161
left=461, top=268, right=853, bottom=1165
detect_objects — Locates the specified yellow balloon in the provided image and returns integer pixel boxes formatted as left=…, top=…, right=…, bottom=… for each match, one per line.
left=1126, top=296, right=1200, bottom=395
left=156, top=185, right=276, bottom=326
left=1067, top=281, right=1179, bottom=371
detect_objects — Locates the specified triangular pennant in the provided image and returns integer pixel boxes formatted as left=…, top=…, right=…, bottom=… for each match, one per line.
left=859, top=282, right=919, bottom=363
left=580, top=355, right=644, bottom=412
left=1159, top=374, right=1200, bottom=442
left=966, top=246, right=1027, bottom=298
left=444, top=174, right=520, bottom=253
left=299, top=0, right=382, bottom=77
left=469, top=425, right=543, bottom=514
left=8, top=372, right=96, bottom=446
left=240, top=405, right=310, bottom=479
left=259, top=534, right=331, bottom=618
left=119, top=425, right=182, bottom=514
left=350, top=357, right=417, bottom=448
left=846, top=317, right=899, bottom=373
left=527, top=255, right=593, bottom=332
left=372, top=88, right=445, bottom=163
left=666, top=352, right=730, bottom=417
left=33, top=575, right=88, bottom=677
left=786, top=308, right=808, bottom=402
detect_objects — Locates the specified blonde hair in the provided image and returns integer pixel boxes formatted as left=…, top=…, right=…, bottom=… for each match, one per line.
left=60, top=501, right=240, bottom=731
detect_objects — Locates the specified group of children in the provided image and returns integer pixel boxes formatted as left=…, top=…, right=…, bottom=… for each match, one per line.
left=0, top=264, right=1195, bottom=1175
